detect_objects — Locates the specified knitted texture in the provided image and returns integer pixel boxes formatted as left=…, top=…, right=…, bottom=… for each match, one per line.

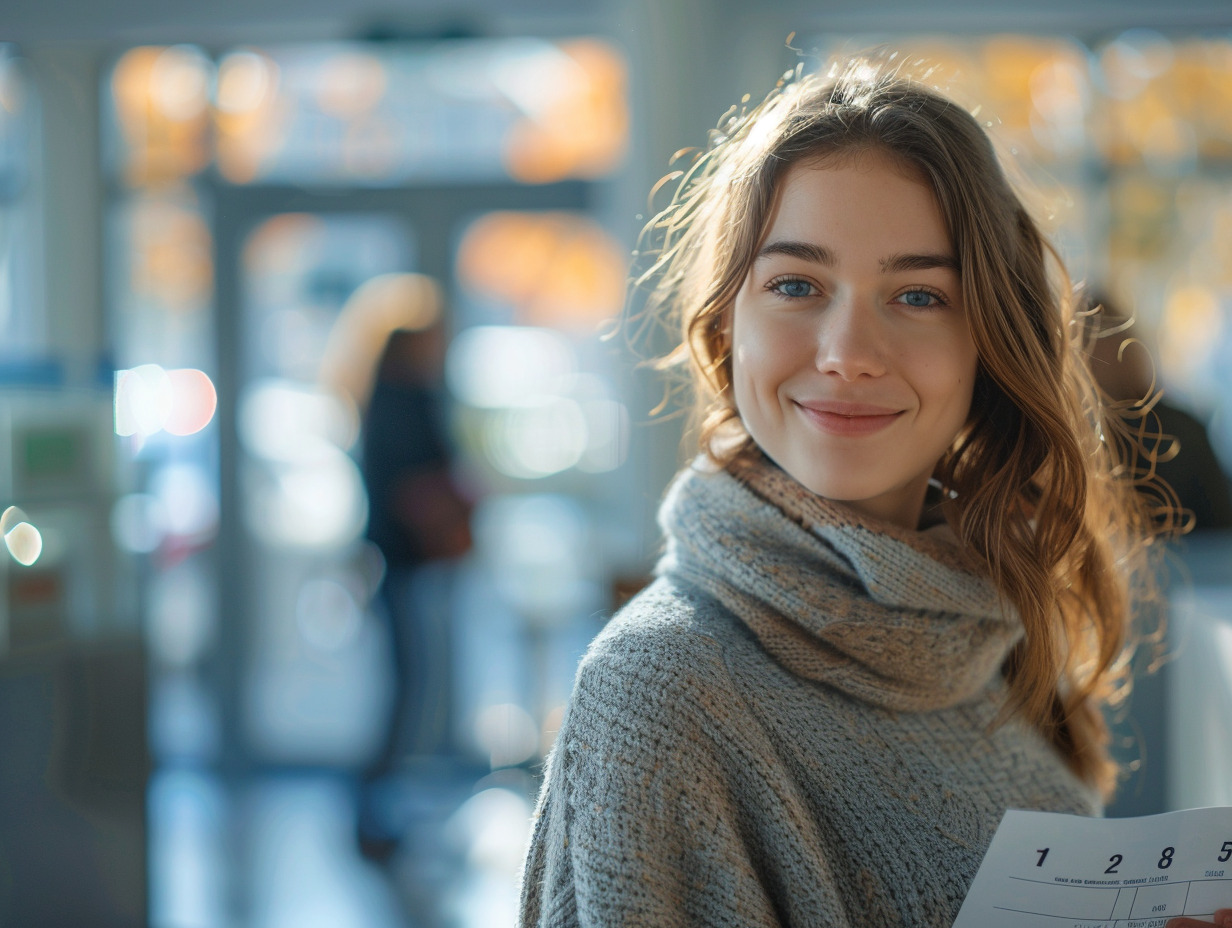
left=519, top=457, right=1100, bottom=927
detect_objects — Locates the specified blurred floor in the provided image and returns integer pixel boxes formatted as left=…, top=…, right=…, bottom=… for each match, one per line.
left=147, top=558, right=556, bottom=928
left=150, top=762, right=536, bottom=928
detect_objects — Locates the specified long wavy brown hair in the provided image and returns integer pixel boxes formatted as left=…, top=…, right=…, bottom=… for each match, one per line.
left=632, top=55, right=1178, bottom=797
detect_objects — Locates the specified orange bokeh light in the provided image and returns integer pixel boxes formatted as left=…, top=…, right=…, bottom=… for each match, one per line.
left=503, top=39, right=628, bottom=184
left=457, top=212, right=626, bottom=330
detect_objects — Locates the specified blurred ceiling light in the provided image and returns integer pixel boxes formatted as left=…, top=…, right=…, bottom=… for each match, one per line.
left=501, top=38, right=628, bottom=183
left=1160, top=285, right=1223, bottom=377
left=456, top=212, right=626, bottom=329
left=112, top=46, right=161, bottom=115
left=315, top=52, right=387, bottom=118
left=489, top=41, right=583, bottom=122
left=1028, top=57, right=1088, bottom=154
left=215, top=50, right=278, bottom=115
left=111, top=46, right=212, bottom=184
left=446, top=326, right=576, bottom=410
left=1100, top=30, right=1174, bottom=100
left=214, top=50, right=284, bottom=184
left=115, top=365, right=217, bottom=437
left=150, top=45, right=211, bottom=121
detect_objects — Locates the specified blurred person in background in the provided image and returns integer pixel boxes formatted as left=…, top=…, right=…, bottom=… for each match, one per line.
left=320, top=273, right=476, bottom=860
left=1084, top=288, right=1232, bottom=533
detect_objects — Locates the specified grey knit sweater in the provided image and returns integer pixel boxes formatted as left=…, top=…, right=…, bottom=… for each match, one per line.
left=519, top=457, right=1099, bottom=927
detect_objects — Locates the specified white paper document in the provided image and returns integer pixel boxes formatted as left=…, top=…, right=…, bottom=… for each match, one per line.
left=953, top=807, right=1232, bottom=928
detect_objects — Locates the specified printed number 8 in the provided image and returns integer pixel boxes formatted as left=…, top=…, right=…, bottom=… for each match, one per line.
left=1158, top=847, right=1175, bottom=869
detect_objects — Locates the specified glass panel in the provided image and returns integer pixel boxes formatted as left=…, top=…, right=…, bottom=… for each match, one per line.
left=237, top=212, right=415, bottom=761
left=109, top=185, right=214, bottom=370
left=0, top=45, right=43, bottom=360
left=213, top=38, right=628, bottom=186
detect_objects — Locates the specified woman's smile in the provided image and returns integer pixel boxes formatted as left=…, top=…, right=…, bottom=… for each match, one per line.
left=792, top=400, right=904, bottom=437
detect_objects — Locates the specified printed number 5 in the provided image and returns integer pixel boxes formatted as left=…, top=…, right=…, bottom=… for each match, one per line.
left=1219, top=841, right=1232, bottom=863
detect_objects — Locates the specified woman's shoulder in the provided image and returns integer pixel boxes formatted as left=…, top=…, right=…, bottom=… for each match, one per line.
left=570, top=577, right=749, bottom=714
left=587, top=576, right=737, bottom=663
left=555, top=578, right=769, bottom=784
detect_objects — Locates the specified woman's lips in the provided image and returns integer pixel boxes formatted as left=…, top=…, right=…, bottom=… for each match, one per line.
left=794, top=401, right=903, bottom=437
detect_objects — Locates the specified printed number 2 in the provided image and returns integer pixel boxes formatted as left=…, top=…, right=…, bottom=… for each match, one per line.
left=1219, top=841, right=1232, bottom=863
left=1106, top=855, right=1123, bottom=874
left=1036, top=848, right=1050, bottom=867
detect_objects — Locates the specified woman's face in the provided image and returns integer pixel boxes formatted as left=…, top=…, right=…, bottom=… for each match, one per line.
left=730, top=151, right=979, bottom=529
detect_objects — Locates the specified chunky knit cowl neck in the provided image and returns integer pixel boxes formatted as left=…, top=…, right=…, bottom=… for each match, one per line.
left=656, top=455, right=1023, bottom=712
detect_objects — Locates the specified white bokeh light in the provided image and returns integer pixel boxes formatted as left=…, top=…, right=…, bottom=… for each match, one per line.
left=487, top=397, right=588, bottom=479
left=446, top=326, right=576, bottom=409
left=246, top=449, right=368, bottom=550
left=115, top=365, right=217, bottom=438
left=239, top=379, right=358, bottom=463
left=473, top=703, right=539, bottom=770
left=115, top=364, right=174, bottom=437
left=4, top=520, right=42, bottom=566
left=1, top=505, right=42, bottom=566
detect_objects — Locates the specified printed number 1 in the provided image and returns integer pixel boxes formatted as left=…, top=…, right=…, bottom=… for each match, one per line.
left=1036, top=848, right=1050, bottom=867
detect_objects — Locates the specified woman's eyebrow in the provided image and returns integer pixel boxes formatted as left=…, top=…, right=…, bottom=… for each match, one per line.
left=880, top=252, right=961, bottom=274
left=756, top=239, right=835, bottom=266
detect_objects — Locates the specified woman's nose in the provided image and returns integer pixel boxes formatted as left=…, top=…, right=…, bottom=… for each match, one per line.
left=815, top=297, right=888, bottom=380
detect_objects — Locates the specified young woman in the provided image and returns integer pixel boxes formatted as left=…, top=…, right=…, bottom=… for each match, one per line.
left=517, top=56, right=1225, bottom=928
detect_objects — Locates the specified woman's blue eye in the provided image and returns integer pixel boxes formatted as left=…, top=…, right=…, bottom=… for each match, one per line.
left=900, top=290, right=939, bottom=308
left=775, top=279, right=814, bottom=298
